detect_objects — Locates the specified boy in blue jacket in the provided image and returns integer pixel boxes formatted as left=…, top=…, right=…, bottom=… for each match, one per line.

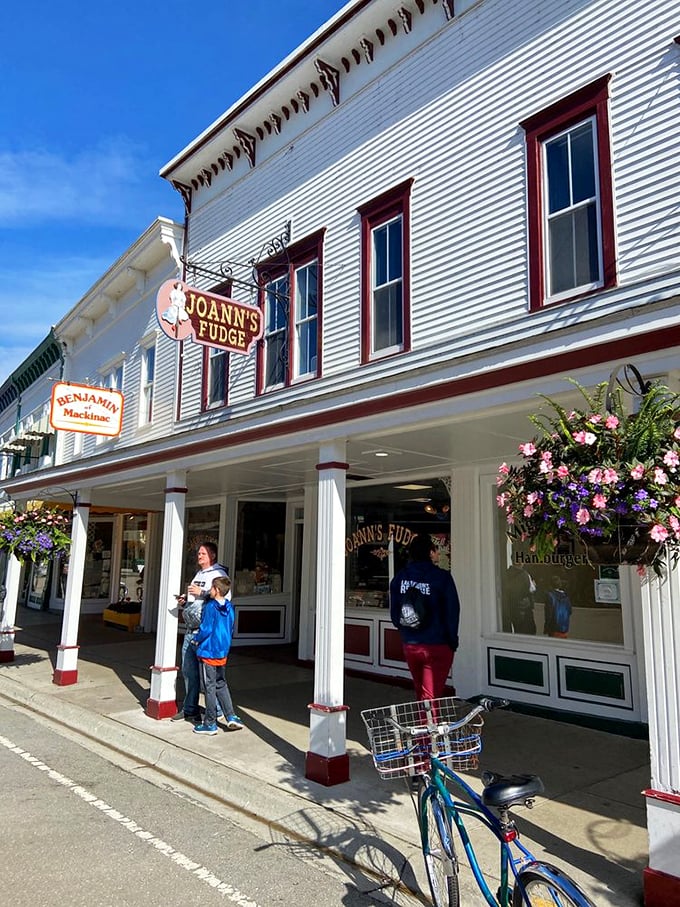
left=191, top=576, right=244, bottom=735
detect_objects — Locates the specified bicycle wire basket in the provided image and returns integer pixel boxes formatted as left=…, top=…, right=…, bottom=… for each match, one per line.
left=361, top=697, right=484, bottom=779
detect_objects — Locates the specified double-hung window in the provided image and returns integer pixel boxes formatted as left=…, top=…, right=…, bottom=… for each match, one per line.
left=359, top=179, right=413, bottom=362
left=141, top=343, right=155, bottom=424
left=257, top=231, right=323, bottom=393
left=200, top=280, right=231, bottom=411
left=522, top=75, right=616, bottom=309
left=203, top=346, right=229, bottom=409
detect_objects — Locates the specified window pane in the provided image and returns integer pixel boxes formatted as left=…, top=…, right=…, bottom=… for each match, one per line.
left=374, top=283, right=403, bottom=350
left=266, top=333, right=286, bottom=386
left=546, top=134, right=570, bottom=213
left=234, top=501, right=286, bottom=594
left=548, top=212, right=575, bottom=294
left=570, top=121, right=596, bottom=203
left=574, top=202, right=600, bottom=285
left=387, top=219, right=403, bottom=282
left=145, top=346, right=155, bottom=382
left=209, top=350, right=226, bottom=404
left=297, top=320, right=317, bottom=375
left=373, top=226, right=388, bottom=286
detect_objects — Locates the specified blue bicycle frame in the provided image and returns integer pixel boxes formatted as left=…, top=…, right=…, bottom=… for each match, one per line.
left=423, top=755, right=535, bottom=907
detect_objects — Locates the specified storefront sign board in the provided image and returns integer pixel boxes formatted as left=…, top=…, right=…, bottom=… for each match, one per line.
left=155, top=279, right=263, bottom=355
left=50, top=381, right=124, bottom=437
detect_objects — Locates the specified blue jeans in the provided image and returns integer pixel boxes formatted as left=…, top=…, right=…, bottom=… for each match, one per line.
left=200, top=661, right=235, bottom=726
left=180, top=633, right=222, bottom=717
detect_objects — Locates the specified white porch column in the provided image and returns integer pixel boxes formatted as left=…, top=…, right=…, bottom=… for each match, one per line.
left=297, top=481, right=318, bottom=662
left=54, top=490, right=90, bottom=685
left=0, top=555, right=23, bottom=662
left=640, top=553, right=680, bottom=906
left=305, top=441, right=350, bottom=786
left=147, top=471, right=187, bottom=719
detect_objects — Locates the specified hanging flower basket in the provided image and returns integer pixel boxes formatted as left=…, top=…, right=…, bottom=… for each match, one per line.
left=496, top=378, right=680, bottom=576
left=0, top=505, right=72, bottom=565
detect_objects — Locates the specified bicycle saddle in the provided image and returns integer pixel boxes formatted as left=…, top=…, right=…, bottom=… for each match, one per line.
left=480, top=772, right=544, bottom=808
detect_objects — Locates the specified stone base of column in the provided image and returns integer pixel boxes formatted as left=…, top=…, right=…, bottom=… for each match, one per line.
left=644, top=867, right=680, bottom=906
left=0, top=627, right=15, bottom=662
left=305, top=751, right=350, bottom=786
left=644, top=790, right=680, bottom=906
left=146, top=697, right=178, bottom=720
left=53, top=668, right=78, bottom=685
left=53, top=644, right=80, bottom=685
left=147, top=664, right=179, bottom=719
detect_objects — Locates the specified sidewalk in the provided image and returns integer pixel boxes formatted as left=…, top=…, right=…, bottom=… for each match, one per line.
left=0, top=607, right=648, bottom=906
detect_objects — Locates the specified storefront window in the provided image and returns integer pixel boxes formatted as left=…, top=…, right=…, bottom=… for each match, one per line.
left=82, top=519, right=113, bottom=599
left=495, top=500, right=624, bottom=644
left=345, top=479, right=451, bottom=609
left=183, top=504, right=221, bottom=586
left=234, top=501, right=286, bottom=595
left=120, top=515, right=146, bottom=603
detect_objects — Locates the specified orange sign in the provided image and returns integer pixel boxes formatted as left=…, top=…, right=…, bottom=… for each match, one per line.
left=50, top=382, right=124, bottom=436
left=155, top=279, right=263, bottom=354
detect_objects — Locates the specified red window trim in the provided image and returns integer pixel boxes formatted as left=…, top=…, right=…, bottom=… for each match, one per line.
left=358, top=178, right=414, bottom=364
left=521, top=74, right=615, bottom=312
left=255, top=228, right=325, bottom=396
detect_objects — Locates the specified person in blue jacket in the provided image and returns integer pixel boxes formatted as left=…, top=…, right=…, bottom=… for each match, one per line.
left=389, top=533, right=461, bottom=701
left=191, top=575, right=244, bottom=735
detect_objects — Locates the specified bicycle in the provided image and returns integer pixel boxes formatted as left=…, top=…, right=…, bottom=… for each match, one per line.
left=361, top=696, right=595, bottom=907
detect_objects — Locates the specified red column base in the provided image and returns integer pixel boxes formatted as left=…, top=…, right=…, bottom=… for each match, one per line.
left=644, top=867, right=680, bottom=906
left=146, top=698, right=179, bottom=720
left=305, top=751, right=350, bottom=786
left=0, top=649, right=15, bottom=663
left=53, top=668, right=78, bottom=685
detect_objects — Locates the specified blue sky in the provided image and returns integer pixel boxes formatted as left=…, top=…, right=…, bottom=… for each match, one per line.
left=0, top=0, right=348, bottom=379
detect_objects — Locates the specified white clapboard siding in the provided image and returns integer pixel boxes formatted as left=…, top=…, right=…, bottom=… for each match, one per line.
left=170, top=0, right=680, bottom=430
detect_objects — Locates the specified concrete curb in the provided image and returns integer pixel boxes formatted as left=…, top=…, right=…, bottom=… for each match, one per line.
left=0, top=672, right=424, bottom=901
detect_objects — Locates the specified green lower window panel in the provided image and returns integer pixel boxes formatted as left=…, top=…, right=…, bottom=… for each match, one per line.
left=563, top=665, right=625, bottom=700
left=494, top=655, right=544, bottom=687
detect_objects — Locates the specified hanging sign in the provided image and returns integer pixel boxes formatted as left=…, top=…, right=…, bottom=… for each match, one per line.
left=50, top=382, right=124, bottom=436
left=155, top=279, right=263, bottom=355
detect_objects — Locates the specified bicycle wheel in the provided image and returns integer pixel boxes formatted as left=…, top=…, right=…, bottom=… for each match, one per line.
left=512, top=863, right=595, bottom=906
left=418, top=781, right=460, bottom=907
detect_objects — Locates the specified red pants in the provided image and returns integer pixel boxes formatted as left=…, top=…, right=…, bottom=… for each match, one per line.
left=403, top=643, right=454, bottom=701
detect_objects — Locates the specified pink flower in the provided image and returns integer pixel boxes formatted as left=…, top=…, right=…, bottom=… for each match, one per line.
left=676, top=496, right=680, bottom=508
left=496, top=494, right=507, bottom=507
left=527, top=492, right=541, bottom=504
left=654, top=467, right=668, bottom=485
left=523, top=504, right=534, bottom=517
left=573, top=431, right=596, bottom=446
left=663, top=450, right=680, bottom=468
left=674, top=427, right=680, bottom=441
left=670, top=516, right=680, bottom=538
left=630, top=464, right=645, bottom=480
left=650, top=524, right=669, bottom=543
left=576, top=508, right=591, bottom=525
left=589, top=414, right=602, bottom=424
left=519, top=443, right=536, bottom=456
left=602, top=468, right=619, bottom=485
left=605, top=415, right=619, bottom=429
left=498, top=462, right=510, bottom=475
left=541, top=451, right=553, bottom=464
left=588, top=468, right=603, bottom=484
left=539, top=460, right=552, bottom=474
left=556, top=465, right=570, bottom=478
left=592, top=494, right=608, bottom=509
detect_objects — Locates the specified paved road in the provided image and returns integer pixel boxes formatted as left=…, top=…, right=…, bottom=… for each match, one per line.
left=0, top=701, right=418, bottom=907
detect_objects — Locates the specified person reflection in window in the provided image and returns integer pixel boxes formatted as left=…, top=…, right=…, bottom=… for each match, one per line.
left=503, top=564, right=537, bottom=634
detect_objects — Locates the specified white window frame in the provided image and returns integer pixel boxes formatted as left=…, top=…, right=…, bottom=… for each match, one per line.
left=542, top=115, right=604, bottom=303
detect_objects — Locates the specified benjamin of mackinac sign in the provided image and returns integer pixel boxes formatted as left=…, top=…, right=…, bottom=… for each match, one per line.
left=50, top=382, right=124, bottom=437
left=155, top=279, right=263, bottom=354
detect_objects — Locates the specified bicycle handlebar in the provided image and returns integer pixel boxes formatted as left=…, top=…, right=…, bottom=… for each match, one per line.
left=383, top=696, right=509, bottom=737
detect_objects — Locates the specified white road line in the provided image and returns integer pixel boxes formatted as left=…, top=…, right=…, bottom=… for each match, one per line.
left=1, top=734, right=261, bottom=906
